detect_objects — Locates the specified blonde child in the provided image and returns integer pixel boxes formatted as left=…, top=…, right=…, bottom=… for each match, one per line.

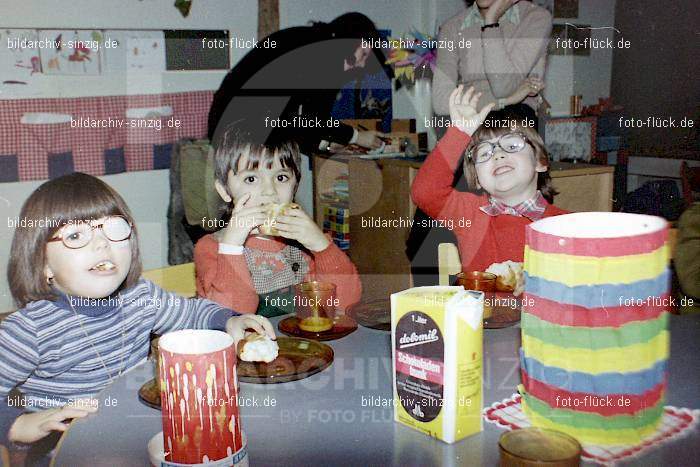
left=412, top=86, right=568, bottom=283
left=0, top=173, right=273, bottom=453
left=194, top=124, right=362, bottom=316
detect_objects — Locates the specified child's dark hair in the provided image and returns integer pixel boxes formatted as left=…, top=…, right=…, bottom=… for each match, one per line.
left=463, top=108, right=558, bottom=203
left=8, top=173, right=142, bottom=307
left=212, top=121, right=301, bottom=197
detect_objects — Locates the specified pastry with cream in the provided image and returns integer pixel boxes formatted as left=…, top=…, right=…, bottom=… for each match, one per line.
left=238, top=333, right=279, bottom=363
left=486, top=261, right=525, bottom=295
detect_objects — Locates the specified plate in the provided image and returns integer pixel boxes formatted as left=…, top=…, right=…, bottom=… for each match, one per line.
left=484, top=292, right=521, bottom=329
left=138, top=337, right=334, bottom=407
left=278, top=315, right=358, bottom=341
left=346, top=299, right=391, bottom=331
left=238, top=337, right=334, bottom=384
left=138, top=378, right=161, bottom=410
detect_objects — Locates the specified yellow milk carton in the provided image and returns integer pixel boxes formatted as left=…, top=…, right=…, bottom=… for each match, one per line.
left=391, top=286, right=483, bottom=443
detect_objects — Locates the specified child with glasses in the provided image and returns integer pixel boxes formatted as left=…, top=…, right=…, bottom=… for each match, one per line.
left=1, top=173, right=273, bottom=457
left=412, top=86, right=568, bottom=291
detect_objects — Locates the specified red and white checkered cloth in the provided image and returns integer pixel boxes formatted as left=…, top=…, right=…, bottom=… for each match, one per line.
left=0, top=91, right=213, bottom=180
left=484, top=393, right=700, bottom=466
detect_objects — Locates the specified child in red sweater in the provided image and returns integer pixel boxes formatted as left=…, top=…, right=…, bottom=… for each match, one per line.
left=412, top=86, right=568, bottom=290
left=194, top=124, right=362, bottom=316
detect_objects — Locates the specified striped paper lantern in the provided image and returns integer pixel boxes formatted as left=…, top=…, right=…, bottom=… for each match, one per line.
left=520, top=213, right=671, bottom=446
left=159, top=330, right=244, bottom=464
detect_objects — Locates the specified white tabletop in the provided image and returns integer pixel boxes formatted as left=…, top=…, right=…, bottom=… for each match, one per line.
left=52, top=314, right=700, bottom=466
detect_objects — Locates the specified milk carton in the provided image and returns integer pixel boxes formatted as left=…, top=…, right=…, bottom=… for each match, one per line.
left=391, top=286, right=483, bottom=443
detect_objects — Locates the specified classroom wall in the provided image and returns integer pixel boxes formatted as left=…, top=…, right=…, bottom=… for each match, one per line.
left=0, top=0, right=255, bottom=98
left=0, top=0, right=466, bottom=311
left=0, top=0, right=257, bottom=311
left=544, top=0, right=616, bottom=116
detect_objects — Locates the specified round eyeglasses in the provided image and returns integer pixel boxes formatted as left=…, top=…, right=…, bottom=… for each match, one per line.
left=48, top=216, right=133, bottom=249
left=469, top=132, right=530, bottom=164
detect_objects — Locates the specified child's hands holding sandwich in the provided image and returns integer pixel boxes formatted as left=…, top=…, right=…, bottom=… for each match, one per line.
left=226, top=314, right=276, bottom=348
left=275, top=207, right=330, bottom=252
left=449, top=85, right=495, bottom=136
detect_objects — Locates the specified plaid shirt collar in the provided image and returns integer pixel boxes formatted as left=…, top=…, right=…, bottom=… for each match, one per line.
left=479, top=191, right=547, bottom=220
left=462, top=2, right=520, bottom=29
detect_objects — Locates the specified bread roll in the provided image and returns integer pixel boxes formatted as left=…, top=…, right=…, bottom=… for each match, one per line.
left=238, top=334, right=279, bottom=363
left=259, top=203, right=300, bottom=236
left=486, top=261, right=524, bottom=292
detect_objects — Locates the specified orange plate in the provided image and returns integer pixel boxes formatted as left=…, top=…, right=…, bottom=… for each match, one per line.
left=238, top=337, right=334, bottom=384
left=346, top=299, right=391, bottom=331
left=278, top=315, right=358, bottom=341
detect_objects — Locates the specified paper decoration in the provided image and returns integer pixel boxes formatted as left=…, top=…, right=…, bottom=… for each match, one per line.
left=520, top=212, right=670, bottom=446
left=175, top=0, right=193, bottom=18
left=0, top=91, right=212, bottom=182
left=544, top=117, right=596, bottom=161
left=102, top=30, right=166, bottom=73
left=158, top=330, right=244, bottom=464
left=37, top=30, right=101, bottom=75
left=0, top=29, right=42, bottom=82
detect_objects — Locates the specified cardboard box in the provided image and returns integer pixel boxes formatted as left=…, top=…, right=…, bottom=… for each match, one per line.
left=391, top=119, right=417, bottom=133
left=391, top=286, right=484, bottom=443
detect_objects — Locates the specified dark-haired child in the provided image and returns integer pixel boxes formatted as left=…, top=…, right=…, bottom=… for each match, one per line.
left=194, top=127, right=362, bottom=316
left=0, top=173, right=273, bottom=451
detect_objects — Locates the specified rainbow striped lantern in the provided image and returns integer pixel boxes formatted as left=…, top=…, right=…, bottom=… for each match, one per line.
left=520, top=213, right=670, bottom=446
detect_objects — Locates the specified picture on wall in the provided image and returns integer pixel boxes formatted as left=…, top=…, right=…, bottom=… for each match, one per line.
left=102, top=30, right=166, bottom=73
left=545, top=117, right=597, bottom=162
left=548, top=24, right=567, bottom=55
left=548, top=23, right=590, bottom=56
left=0, top=29, right=42, bottom=81
left=554, top=0, right=579, bottom=19
left=38, top=29, right=102, bottom=75
left=567, top=24, right=591, bottom=56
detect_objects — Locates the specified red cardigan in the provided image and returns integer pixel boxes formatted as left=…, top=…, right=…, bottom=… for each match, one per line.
left=194, top=234, right=362, bottom=314
left=411, top=127, right=569, bottom=272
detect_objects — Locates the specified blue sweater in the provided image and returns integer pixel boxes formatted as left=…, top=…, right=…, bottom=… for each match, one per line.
left=0, top=278, right=237, bottom=446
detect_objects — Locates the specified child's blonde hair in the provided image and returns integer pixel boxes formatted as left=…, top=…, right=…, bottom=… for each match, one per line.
left=463, top=109, right=557, bottom=203
left=8, top=173, right=142, bottom=307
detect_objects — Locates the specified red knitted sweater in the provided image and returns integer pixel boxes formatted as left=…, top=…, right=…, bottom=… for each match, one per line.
left=195, top=234, right=362, bottom=314
left=411, top=127, right=569, bottom=272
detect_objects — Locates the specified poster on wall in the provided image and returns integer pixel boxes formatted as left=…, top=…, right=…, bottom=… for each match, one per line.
left=102, top=30, right=166, bottom=73
left=545, top=117, right=596, bottom=162
left=38, top=29, right=102, bottom=75
left=554, top=0, right=579, bottom=19
left=0, top=29, right=42, bottom=82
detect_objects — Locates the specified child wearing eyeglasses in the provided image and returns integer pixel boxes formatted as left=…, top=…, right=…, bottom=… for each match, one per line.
left=0, top=173, right=274, bottom=457
left=412, top=86, right=568, bottom=292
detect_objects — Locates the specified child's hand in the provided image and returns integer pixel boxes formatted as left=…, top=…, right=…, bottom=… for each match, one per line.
left=8, top=399, right=98, bottom=444
left=226, top=315, right=276, bottom=347
left=221, top=193, right=268, bottom=246
left=449, top=85, right=495, bottom=136
left=275, top=208, right=330, bottom=252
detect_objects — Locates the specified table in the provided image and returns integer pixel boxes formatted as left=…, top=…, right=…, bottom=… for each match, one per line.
left=53, top=314, right=700, bottom=466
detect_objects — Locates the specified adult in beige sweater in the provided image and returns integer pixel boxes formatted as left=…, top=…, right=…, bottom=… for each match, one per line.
left=433, top=0, right=552, bottom=116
